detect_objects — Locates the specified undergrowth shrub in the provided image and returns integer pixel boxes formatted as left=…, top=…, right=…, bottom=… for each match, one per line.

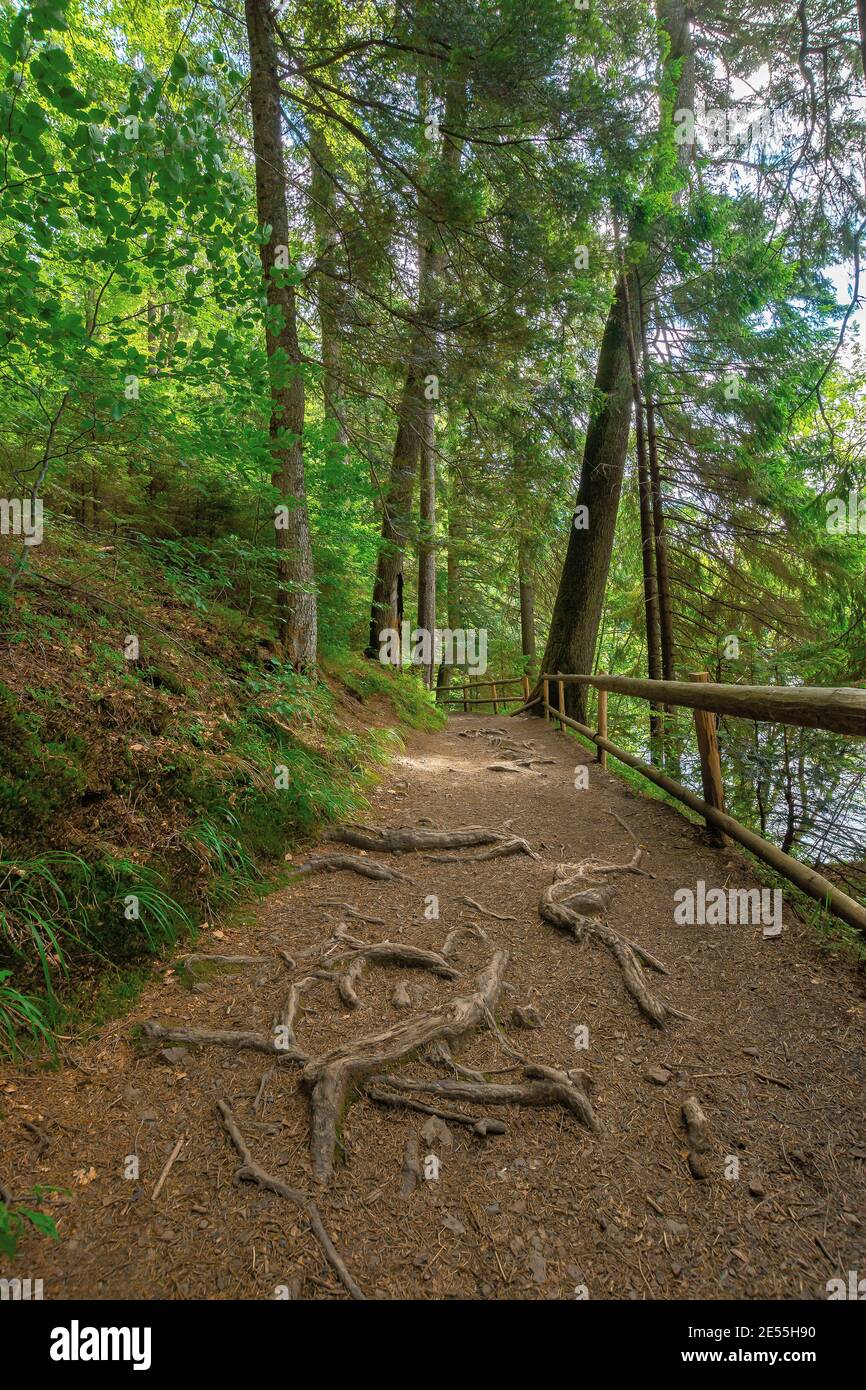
left=0, top=683, right=88, bottom=841
left=0, top=538, right=440, bottom=1057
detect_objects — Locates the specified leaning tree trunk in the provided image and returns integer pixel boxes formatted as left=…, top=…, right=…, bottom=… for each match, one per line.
left=533, top=0, right=693, bottom=720
left=245, top=0, right=317, bottom=667
left=536, top=271, right=634, bottom=712
left=622, top=267, right=664, bottom=756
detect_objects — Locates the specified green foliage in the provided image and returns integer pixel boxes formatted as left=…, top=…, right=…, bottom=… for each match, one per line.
left=0, top=1189, right=61, bottom=1259
left=0, top=969, right=53, bottom=1058
left=0, top=0, right=863, bottom=1052
left=329, top=652, right=445, bottom=732
left=0, top=683, right=87, bottom=840
left=0, top=513, right=436, bottom=1055
left=0, top=850, right=189, bottom=997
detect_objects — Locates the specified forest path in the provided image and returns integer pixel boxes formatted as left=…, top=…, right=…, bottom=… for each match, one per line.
left=2, top=714, right=864, bottom=1299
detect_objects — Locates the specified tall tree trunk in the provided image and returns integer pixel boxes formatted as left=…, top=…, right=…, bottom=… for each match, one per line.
left=309, top=123, right=347, bottom=450
left=534, top=0, right=693, bottom=719
left=640, top=307, right=676, bottom=683
left=535, top=271, right=634, bottom=708
left=856, top=0, right=866, bottom=83
left=245, top=0, right=317, bottom=667
left=417, top=402, right=437, bottom=687
left=366, top=82, right=465, bottom=659
left=365, top=311, right=426, bottom=658
left=511, top=440, right=537, bottom=678
left=622, top=268, right=663, bottom=756
left=436, top=460, right=463, bottom=696
left=518, top=535, right=537, bottom=677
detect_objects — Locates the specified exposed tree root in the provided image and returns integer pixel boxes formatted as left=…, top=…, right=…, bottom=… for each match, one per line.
left=618, top=935, right=670, bottom=975
left=337, top=956, right=367, bottom=1009
left=301, top=950, right=509, bottom=1183
left=458, top=727, right=508, bottom=739
left=321, top=926, right=460, bottom=1009
left=145, top=894, right=600, bottom=1207
left=585, top=918, right=669, bottom=1027
left=291, top=852, right=415, bottom=883
left=142, top=1018, right=308, bottom=1061
left=461, top=896, right=517, bottom=922
left=330, top=927, right=460, bottom=977
left=319, top=900, right=386, bottom=926
left=540, top=853, right=671, bottom=1028
left=367, top=1085, right=507, bottom=1135
left=400, top=1137, right=421, bottom=1195
left=441, top=924, right=488, bottom=957
left=423, top=1038, right=491, bottom=1082
left=423, top=1037, right=519, bottom=1081
left=327, top=822, right=540, bottom=864
left=556, top=846, right=653, bottom=881
left=482, top=1004, right=531, bottom=1065
left=426, top=835, right=540, bottom=863
left=216, top=1100, right=365, bottom=1300
left=488, top=752, right=556, bottom=773
left=681, top=1096, right=712, bottom=1180
left=183, top=953, right=271, bottom=974
left=327, top=824, right=503, bottom=853
left=365, top=1063, right=599, bottom=1133
left=275, top=976, right=319, bottom=1046
left=252, top=1069, right=273, bottom=1116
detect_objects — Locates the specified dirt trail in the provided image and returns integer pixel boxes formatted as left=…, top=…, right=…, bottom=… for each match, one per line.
left=2, top=714, right=864, bottom=1300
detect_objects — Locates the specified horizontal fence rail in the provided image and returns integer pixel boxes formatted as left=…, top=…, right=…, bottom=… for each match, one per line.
left=543, top=672, right=866, bottom=737
left=517, top=670, right=866, bottom=938
left=436, top=675, right=530, bottom=714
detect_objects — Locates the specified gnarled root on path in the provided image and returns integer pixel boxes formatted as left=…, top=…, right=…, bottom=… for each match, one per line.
left=142, top=1017, right=309, bottom=1061
left=366, top=1064, right=599, bottom=1134
left=540, top=849, right=672, bottom=1028
left=291, top=852, right=415, bottom=883
left=322, top=926, right=460, bottom=1009
left=366, top=1086, right=507, bottom=1136
left=681, top=1095, right=712, bottom=1180
left=327, top=823, right=502, bottom=853
left=302, top=950, right=510, bottom=1184
left=217, top=1099, right=365, bottom=1301
left=425, top=835, right=540, bottom=863
left=327, top=822, right=540, bottom=864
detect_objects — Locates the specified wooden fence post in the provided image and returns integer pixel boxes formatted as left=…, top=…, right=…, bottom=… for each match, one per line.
left=690, top=671, right=728, bottom=846
left=542, top=677, right=550, bottom=720
left=596, top=688, right=608, bottom=768
left=522, top=674, right=530, bottom=704
left=491, top=681, right=499, bottom=715
left=557, top=678, right=565, bottom=729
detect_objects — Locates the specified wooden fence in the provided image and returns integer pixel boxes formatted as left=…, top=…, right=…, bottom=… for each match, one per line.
left=436, top=675, right=530, bottom=715
left=514, top=671, right=866, bottom=936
